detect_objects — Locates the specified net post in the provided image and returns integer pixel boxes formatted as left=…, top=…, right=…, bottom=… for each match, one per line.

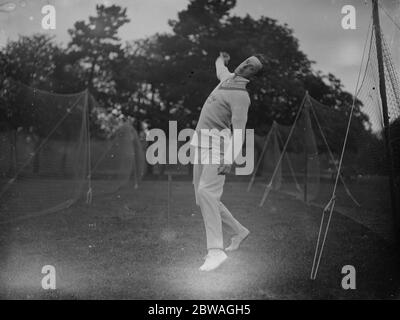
left=259, top=183, right=272, bottom=207
left=308, top=97, right=360, bottom=207
left=85, top=89, right=93, bottom=205
left=259, top=94, right=307, bottom=206
left=276, top=129, right=302, bottom=192
left=372, top=0, right=399, bottom=244
left=167, top=173, right=172, bottom=228
left=247, top=122, right=275, bottom=192
left=303, top=92, right=311, bottom=204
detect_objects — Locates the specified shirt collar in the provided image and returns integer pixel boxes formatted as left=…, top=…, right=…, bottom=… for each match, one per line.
left=232, top=74, right=250, bottom=83
left=221, top=74, right=249, bottom=90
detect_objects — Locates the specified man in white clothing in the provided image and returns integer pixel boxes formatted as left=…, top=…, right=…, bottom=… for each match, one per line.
left=191, top=51, right=268, bottom=271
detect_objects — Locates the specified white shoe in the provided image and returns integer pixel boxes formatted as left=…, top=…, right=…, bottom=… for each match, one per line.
left=199, top=249, right=227, bottom=271
left=225, top=228, right=250, bottom=252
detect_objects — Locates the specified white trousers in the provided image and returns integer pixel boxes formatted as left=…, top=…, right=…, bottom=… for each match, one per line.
left=192, top=146, right=245, bottom=250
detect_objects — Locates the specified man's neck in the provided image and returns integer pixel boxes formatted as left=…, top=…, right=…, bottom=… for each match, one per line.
left=233, top=73, right=250, bottom=82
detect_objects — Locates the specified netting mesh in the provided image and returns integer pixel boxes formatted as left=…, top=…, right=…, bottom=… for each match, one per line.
left=0, top=83, right=146, bottom=223
left=307, top=26, right=400, bottom=243
left=279, top=100, right=320, bottom=202
left=89, top=119, right=146, bottom=196
left=310, top=17, right=400, bottom=279
left=0, top=85, right=88, bottom=223
left=250, top=97, right=321, bottom=205
left=251, top=23, right=400, bottom=238
left=382, top=35, right=400, bottom=183
left=353, top=29, right=400, bottom=175
left=251, top=123, right=282, bottom=191
left=251, top=92, right=367, bottom=212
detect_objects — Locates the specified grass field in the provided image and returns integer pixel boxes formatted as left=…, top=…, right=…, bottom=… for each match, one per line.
left=0, top=178, right=399, bottom=299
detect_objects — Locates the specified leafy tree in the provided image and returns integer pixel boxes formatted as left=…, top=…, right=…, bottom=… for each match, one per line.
left=127, top=0, right=368, bottom=156
left=0, top=1, right=386, bottom=176
left=65, top=4, right=130, bottom=138
left=67, top=4, right=129, bottom=96
left=0, top=34, right=83, bottom=173
left=0, top=34, right=65, bottom=132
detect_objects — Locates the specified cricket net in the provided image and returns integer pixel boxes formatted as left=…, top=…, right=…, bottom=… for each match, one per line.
left=0, top=83, right=145, bottom=223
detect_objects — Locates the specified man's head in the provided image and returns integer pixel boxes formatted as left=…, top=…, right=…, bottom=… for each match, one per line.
left=234, top=53, right=268, bottom=79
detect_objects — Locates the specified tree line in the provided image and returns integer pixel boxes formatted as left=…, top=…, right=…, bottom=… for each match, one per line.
left=0, top=0, right=387, bottom=173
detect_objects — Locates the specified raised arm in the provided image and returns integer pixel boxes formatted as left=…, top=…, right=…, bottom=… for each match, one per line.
left=216, top=52, right=233, bottom=82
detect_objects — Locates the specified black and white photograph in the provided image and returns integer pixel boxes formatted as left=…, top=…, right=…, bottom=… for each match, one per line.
left=0, top=0, right=399, bottom=303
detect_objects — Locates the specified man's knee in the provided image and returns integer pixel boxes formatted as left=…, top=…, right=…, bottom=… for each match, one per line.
left=198, top=185, right=222, bottom=205
left=198, top=184, right=218, bottom=200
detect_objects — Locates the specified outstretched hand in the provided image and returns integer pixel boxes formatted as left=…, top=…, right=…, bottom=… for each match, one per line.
left=217, top=164, right=232, bottom=175
left=219, top=51, right=230, bottom=65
